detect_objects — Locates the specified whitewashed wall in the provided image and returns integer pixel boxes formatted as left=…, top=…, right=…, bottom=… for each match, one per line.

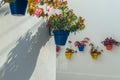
left=0, top=5, right=55, bottom=80
left=57, top=0, right=120, bottom=80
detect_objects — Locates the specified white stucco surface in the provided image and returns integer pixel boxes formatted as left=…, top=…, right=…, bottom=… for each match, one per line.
left=0, top=4, right=55, bottom=80
left=57, top=0, right=120, bottom=80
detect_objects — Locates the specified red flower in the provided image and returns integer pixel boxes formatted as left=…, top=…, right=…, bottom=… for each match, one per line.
left=56, top=46, right=61, bottom=52
left=46, top=23, right=51, bottom=27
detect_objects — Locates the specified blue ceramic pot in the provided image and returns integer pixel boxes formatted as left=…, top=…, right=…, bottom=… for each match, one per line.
left=53, top=30, right=70, bottom=46
left=9, top=0, right=27, bottom=15
left=78, top=45, right=85, bottom=51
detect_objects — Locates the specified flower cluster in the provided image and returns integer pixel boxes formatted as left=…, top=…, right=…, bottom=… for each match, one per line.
left=27, top=0, right=85, bottom=32
left=65, top=48, right=76, bottom=53
left=101, top=37, right=120, bottom=46
left=27, top=0, right=68, bottom=17
left=46, top=11, right=85, bottom=32
left=74, top=37, right=90, bottom=47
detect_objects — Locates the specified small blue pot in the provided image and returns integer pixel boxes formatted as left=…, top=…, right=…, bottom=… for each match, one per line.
left=78, top=45, right=85, bottom=51
left=53, top=30, right=70, bottom=46
left=9, top=0, right=28, bottom=15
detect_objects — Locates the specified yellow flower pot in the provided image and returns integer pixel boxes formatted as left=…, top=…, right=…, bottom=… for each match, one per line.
left=91, top=53, right=99, bottom=60
left=65, top=52, right=72, bottom=59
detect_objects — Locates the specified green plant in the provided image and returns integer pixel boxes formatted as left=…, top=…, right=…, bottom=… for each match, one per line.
left=27, top=0, right=85, bottom=32
left=4, top=0, right=15, bottom=3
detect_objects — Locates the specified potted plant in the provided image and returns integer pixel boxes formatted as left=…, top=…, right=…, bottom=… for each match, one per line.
left=4, top=0, right=27, bottom=15
left=89, top=43, right=103, bottom=60
left=65, top=48, right=76, bottom=59
left=27, top=0, right=85, bottom=46
left=101, top=37, right=120, bottom=50
left=74, top=37, right=90, bottom=51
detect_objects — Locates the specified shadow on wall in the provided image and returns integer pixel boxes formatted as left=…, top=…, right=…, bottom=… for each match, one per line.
left=0, top=4, right=9, bottom=16
left=0, top=22, right=51, bottom=80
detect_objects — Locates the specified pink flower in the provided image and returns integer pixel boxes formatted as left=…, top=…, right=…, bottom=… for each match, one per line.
left=34, top=0, right=40, bottom=3
left=74, top=41, right=79, bottom=47
left=34, top=8, right=43, bottom=17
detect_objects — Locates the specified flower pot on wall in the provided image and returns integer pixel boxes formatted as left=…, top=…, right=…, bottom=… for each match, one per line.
left=9, top=0, right=27, bottom=15
left=53, top=30, right=70, bottom=46
left=65, top=52, right=72, bottom=59
left=91, top=53, right=99, bottom=60
left=106, top=45, right=112, bottom=50
left=78, top=45, right=85, bottom=51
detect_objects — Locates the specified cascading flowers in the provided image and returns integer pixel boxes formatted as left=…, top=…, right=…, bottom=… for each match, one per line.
left=27, top=0, right=85, bottom=32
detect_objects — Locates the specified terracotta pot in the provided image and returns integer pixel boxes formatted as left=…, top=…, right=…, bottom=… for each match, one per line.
left=65, top=52, right=72, bottom=59
left=106, top=45, right=112, bottom=50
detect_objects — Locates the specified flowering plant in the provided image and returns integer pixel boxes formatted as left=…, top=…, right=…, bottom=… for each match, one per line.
left=65, top=48, right=77, bottom=59
left=89, top=43, right=103, bottom=60
left=65, top=48, right=76, bottom=53
left=27, top=0, right=85, bottom=32
left=101, top=37, right=120, bottom=46
left=74, top=37, right=90, bottom=47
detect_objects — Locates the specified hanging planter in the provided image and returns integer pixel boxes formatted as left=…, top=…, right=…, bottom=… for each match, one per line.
left=53, top=30, right=70, bottom=46
left=27, top=1, right=86, bottom=45
left=65, top=48, right=76, bottom=59
left=9, top=0, right=27, bottom=15
left=74, top=37, right=90, bottom=51
left=101, top=37, right=120, bottom=51
left=89, top=43, right=103, bottom=60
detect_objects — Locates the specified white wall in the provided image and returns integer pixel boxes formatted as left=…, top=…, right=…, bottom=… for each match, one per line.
left=57, top=0, right=120, bottom=79
left=0, top=4, right=55, bottom=80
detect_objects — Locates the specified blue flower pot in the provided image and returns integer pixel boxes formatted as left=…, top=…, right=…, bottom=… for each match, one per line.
left=53, top=30, right=70, bottom=46
left=9, top=0, right=27, bottom=15
left=78, top=45, right=85, bottom=51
